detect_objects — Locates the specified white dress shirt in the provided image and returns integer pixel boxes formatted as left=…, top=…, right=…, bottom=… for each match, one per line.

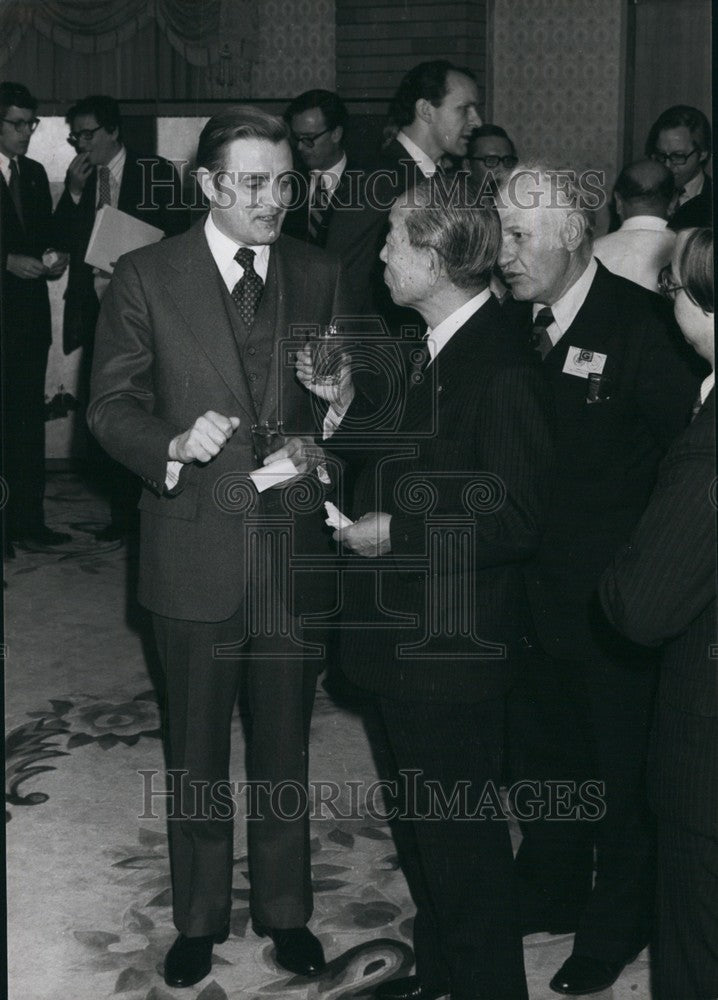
left=700, top=371, right=714, bottom=406
left=593, top=216, right=676, bottom=293
left=395, top=131, right=438, bottom=178
left=70, top=145, right=126, bottom=207
left=0, top=149, right=17, bottom=186
left=533, top=257, right=598, bottom=347
left=309, top=153, right=347, bottom=202
left=679, top=170, right=705, bottom=205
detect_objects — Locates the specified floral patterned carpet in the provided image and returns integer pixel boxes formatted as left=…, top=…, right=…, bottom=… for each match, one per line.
left=4, top=475, right=652, bottom=1000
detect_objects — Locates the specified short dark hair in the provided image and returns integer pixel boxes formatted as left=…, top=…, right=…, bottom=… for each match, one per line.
left=0, top=81, right=37, bottom=118
left=645, top=105, right=712, bottom=156
left=389, top=60, right=476, bottom=129
left=66, top=95, right=122, bottom=134
left=284, top=89, right=348, bottom=131
left=403, top=174, right=500, bottom=290
left=614, top=159, right=674, bottom=209
left=197, top=105, right=289, bottom=172
left=676, top=227, right=713, bottom=313
left=469, top=124, right=517, bottom=158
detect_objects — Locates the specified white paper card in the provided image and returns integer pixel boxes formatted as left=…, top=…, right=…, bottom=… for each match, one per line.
left=562, top=346, right=607, bottom=379
left=84, top=205, right=164, bottom=274
left=249, top=459, right=298, bottom=493
left=324, top=500, right=353, bottom=529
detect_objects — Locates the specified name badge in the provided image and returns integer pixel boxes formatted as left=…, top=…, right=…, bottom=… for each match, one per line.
left=562, top=346, right=607, bottom=379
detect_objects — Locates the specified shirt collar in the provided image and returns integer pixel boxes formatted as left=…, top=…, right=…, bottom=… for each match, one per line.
left=0, top=150, right=14, bottom=184
left=104, top=145, right=126, bottom=184
left=396, top=131, right=437, bottom=177
left=700, top=371, right=715, bottom=405
left=425, top=288, right=492, bottom=363
left=620, top=215, right=669, bottom=232
left=311, top=152, right=347, bottom=196
left=680, top=170, right=704, bottom=203
left=204, top=212, right=270, bottom=282
left=533, top=257, right=598, bottom=345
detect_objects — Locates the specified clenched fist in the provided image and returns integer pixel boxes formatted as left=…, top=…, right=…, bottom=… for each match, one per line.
left=168, top=411, right=240, bottom=464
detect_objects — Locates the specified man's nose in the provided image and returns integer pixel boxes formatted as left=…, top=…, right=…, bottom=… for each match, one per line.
left=379, top=244, right=388, bottom=262
left=468, top=108, right=482, bottom=129
left=498, top=241, right=512, bottom=267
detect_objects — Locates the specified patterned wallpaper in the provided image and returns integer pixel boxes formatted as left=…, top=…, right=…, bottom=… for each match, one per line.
left=251, top=0, right=335, bottom=97
left=492, top=0, right=624, bottom=232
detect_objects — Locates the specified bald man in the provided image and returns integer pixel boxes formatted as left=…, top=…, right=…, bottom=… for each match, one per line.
left=593, top=160, right=677, bottom=292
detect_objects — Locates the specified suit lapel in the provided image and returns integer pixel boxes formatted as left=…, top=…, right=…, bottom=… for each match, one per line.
left=162, top=220, right=256, bottom=423
left=257, top=240, right=287, bottom=424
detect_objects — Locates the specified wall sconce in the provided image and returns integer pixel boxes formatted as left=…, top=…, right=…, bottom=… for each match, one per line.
left=213, top=43, right=235, bottom=89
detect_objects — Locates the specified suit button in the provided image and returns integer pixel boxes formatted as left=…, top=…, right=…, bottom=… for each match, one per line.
left=247, top=346, right=256, bottom=356
left=249, top=373, right=257, bottom=382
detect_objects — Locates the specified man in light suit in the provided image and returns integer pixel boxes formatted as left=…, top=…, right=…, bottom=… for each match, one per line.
left=55, top=94, right=186, bottom=540
left=498, top=164, right=703, bottom=996
left=601, top=227, right=717, bottom=1000
left=88, top=106, right=347, bottom=990
left=299, top=174, right=554, bottom=1000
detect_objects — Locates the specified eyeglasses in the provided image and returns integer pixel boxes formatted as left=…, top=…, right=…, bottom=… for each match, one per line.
left=291, top=127, right=332, bottom=148
left=68, top=124, right=104, bottom=145
left=658, top=265, right=686, bottom=300
left=1, top=116, right=40, bottom=133
left=467, top=154, right=518, bottom=169
left=651, top=148, right=700, bottom=167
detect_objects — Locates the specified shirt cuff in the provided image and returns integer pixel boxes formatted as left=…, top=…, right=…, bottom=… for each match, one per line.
left=323, top=399, right=352, bottom=439
left=165, top=460, right=183, bottom=490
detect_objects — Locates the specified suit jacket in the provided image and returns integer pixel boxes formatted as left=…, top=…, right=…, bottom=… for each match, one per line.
left=87, top=219, right=348, bottom=622
left=282, top=161, right=387, bottom=314
left=509, top=260, right=703, bottom=665
left=669, top=173, right=713, bottom=231
left=600, top=390, right=717, bottom=836
left=54, top=149, right=187, bottom=353
left=0, top=155, right=54, bottom=347
left=330, top=295, right=555, bottom=702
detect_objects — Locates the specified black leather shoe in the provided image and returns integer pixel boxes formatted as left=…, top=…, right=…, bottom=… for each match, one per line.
left=256, top=925, right=325, bottom=977
left=164, top=925, right=229, bottom=988
left=549, top=954, right=625, bottom=995
left=375, top=975, right=450, bottom=1000
left=20, top=525, right=72, bottom=546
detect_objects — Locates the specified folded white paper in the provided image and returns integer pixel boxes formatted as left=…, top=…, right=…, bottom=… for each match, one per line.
left=84, top=205, right=164, bottom=274
left=249, top=459, right=298, bottom=492
left=324, top=500, right=353, bottom=529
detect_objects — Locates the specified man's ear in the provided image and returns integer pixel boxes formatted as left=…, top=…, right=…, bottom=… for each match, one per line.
left=426, top=246, right=442, bottom=284
left=698, top=147, right=710, bottom=167
left=415, top=98, right=434, bottom=126
left=614, top=192, right=624, bottom=221
left=196, top=166, right=215, bottom=204
left=561, top=209, right=588, bottom=252
left=331, top=125, right=344, bottom=147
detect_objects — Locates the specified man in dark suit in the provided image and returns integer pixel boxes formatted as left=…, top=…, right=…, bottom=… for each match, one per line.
left=88, top=106, right=348, bottom=990
left=0, top=81, right=69, bottom=553
left=54, top=94, right=186, bottom=540
left=601, top=227, right=716, bottom=1000
left=282, top=88, right=385, bottom=314
left=299, top=174, right=555, bottom=1000
left=498, top=164, right=703, bottom=996
left=646, top=105, right=713, bottom=230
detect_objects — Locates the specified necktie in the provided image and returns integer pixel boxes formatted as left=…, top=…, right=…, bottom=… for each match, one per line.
left=308, top=174, right=329, bottom=241
left=97, top=165, right=111, bottom=209
left=8, top=158, right=24, bottom=228
left=531, top=307, right=555, bottom=360
left=231, top=247, right=264, bottom=327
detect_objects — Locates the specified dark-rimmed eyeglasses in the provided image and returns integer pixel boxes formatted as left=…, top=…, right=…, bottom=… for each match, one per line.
left=658, top=265, right=686, bottom=300
left=1, top=116, right=40, bottom=134
left=467, top=154, right=518, bottom=169
left=651, top=148, right=700, bottom=167
left=68, top=124, right=104, bottom=145
left=291, top=127, right=332, bottom=148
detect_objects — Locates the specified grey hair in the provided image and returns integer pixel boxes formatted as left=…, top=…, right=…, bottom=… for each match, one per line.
left=498, top=161, right=597, bottom=241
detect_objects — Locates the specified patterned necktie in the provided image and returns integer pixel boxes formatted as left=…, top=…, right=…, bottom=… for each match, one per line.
left=8, top=157, right=24, bottom=228
left=308, top=173, right=329, bottom=241
left=531, top=307, right=555, bottom=360
left=97, top=165, right=111, bottom=208
left=231, top=247, right=264, bottom=326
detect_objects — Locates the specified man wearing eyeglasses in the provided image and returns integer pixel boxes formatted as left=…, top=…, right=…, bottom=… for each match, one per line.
left=465, top=124, right=518, bottom=193
left=645, top=105, right=712, bottom=231
left=53, top=94, right=186, bottom=542
left=0, top=80, right=70, bottom=554
left=282, top=89, right=383, bottom=313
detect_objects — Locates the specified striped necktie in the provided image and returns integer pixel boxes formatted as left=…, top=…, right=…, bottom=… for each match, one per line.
left=97, top=165, right=112, bottom=208
left=531, top=307, right=555, bottom=360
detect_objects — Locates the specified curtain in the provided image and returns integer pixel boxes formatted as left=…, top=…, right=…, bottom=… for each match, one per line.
left=0, top=0, right=256, bottom=68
